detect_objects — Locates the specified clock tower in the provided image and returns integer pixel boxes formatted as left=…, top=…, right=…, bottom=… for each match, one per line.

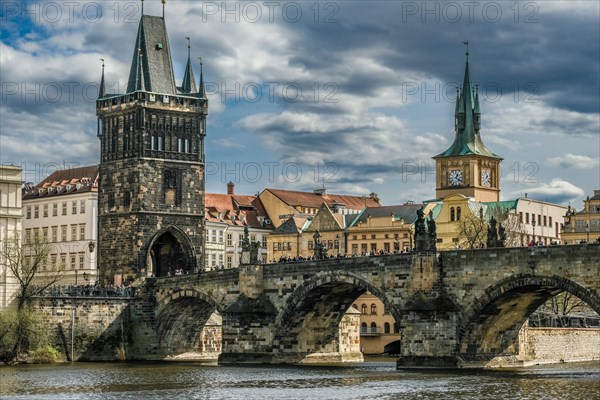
left=433, top=51, right=502, bottom=202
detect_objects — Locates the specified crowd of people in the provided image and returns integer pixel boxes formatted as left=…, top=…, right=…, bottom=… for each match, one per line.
left=271, top=248, right=414, bottom=264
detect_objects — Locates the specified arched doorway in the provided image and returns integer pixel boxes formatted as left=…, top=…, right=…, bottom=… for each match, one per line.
left=149, top=229, right=193, bottom=277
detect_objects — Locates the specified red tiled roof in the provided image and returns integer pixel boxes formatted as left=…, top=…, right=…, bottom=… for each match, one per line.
left=22, top=165, right=98, bottom=199
left=205, top=192, right=273, bottom=229
left=266, top=189, right=380, bottom=209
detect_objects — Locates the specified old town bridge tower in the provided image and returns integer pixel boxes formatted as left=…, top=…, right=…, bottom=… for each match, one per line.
left=96, top=7, right=207, bottom=284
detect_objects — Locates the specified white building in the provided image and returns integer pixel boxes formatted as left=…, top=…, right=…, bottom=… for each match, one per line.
left=512, top=197, right=568, bottom=245
left=204, top=183, right=272, bottom=271
left=22, top=166, right=99, bottom=286
left=0, top=165, right=23, bottom=308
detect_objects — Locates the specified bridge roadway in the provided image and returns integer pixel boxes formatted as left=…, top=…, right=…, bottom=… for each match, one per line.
left=131, top=243, right=600, bottom=368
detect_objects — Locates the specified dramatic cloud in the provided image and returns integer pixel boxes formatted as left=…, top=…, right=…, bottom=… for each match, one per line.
left=547, top=154, right=600, bottom=170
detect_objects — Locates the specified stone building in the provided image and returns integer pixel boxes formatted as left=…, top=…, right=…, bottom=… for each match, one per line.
left=96, top=10, right=208, bottom=283
left=0, top=165, right=22, bottom=308
left=562, top=189, right=600, bottom=244
left=204, top=182, right=273, bottom=270
left=21, top=166, right=99, bottom=286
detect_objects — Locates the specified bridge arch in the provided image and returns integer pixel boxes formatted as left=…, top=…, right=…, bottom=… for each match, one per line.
left=155, top=289, right=222, bottom=356
left=274, top=270, right=401, bottom=358
left=458, top=274, right=600, bottom=361
left=144, top=225, right=197, bottom=277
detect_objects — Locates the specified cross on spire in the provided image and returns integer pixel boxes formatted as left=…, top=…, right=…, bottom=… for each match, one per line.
left=463, top=41, right=469, bottom=62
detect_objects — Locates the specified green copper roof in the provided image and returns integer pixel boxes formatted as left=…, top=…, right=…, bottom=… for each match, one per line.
left=434, top=59, right=502, bottom=160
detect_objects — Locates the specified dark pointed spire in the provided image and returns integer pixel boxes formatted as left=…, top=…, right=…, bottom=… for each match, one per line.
left=135, top=48, right=145, bottom=91
left=434, top=45, right=501, bottom=160
left=98, top=58, right=106, bottom=99
left=126, top=15, right=177, bottom=94
left=162, top=0, right=166, bottom=18
left=198, top=57, right=206, bottom=99
left=179, top=37, right=197, bottom=94
left=140, top=0, right=144, bottom=15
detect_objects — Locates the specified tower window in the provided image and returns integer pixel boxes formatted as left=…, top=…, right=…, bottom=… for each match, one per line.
left=450, top=207, right=455, bottom=221
left=457, top=207, right=462, bottom=220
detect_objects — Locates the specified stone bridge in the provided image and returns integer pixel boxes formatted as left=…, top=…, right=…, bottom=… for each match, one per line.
left=124, top=243, right=599, bottom=368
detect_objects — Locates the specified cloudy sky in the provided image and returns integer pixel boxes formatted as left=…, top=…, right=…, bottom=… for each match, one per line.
left=1, top=0, right=598, bottom=207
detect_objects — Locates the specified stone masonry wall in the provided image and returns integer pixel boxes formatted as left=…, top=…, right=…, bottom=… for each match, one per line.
left=519, top=327, right=600, bottom=363
left=35, top=297, right=132, bottom=361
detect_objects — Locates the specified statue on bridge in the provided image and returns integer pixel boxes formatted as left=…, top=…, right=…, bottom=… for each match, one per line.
left=240, top=227, right=261, bottom=265
left=313, top=230, right=328, bottom=259
left=415, top=207, right=436, bottom=252
left=486, top=216, right=506, bottom=248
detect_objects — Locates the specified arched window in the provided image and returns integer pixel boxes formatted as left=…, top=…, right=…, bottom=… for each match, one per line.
left=394, top=323, right=400, bottom=333
left=384, top=322, right=390, bottom=333
left=457, top=207, right=462, bottom=221
left=370, top=322, right=377, bottom=333
left=361, top=304, right=367, bottom=314
left=450, top=207, right=455, bottom=221
left=361, top=322, right=367, bottom=333
left=370, top=304, right=377, bottom=315
left=352, top=303, right=358, bottom=310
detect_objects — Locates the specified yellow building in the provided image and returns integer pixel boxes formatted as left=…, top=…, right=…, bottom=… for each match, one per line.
left=352, top=293, right=400, bottom=354
left=346, top=204, right=423, bottom=255
left=562, top=190, right=600, bottom=244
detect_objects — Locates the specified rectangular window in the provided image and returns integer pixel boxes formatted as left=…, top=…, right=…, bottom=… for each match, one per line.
left=26, top=206, right=31, bottom=219
left=61, top=225, right=67, bottom=242
left=273, top=242, right=278, bottom=250
left=43, top=204, right=48, bottom=218
left=34, top=205, right=39, bottom=218
left=211, top=230, right=216, bottom=243
left=226, top=255, right=232, bottom=269
left=371, top=234, right=376, bottom=239
left=287, top=242, right=292, bottom=250
left=62, top=202, right=67, bottom=216
left=60, top=254, right=67, bottom=268
left=251, top=234, right=256, bottom=242
left=71, top=225, right=77, bottom=241
left=211, top=253, right=216, bottom=267
left=42, top=227, right=48, bottom=241
left=352, top=244, right=358, bottom=254
left=218, top=254, right=223, bottom=266
left=384, top=242, right=390, bottom=253
left=370, top=243, right=377, bottom=252
left=25, top=228, right=31, bottom=244
left=53, top=203, right=58, bottom=217
left=218, top=230, right=224, bottom=243
left=227, top=234, right=232, bottom=246
left=308, top=241, right=314, bottom=250
left=185, top=139, right=190, bottom=153
left=70, top=254, right=76, bottom=270
left=361, top=243, right=368, bottom=253
left=80, top=200, right=86, bottom=214
left=33, top=228, right=39, bottom=240
left=79, top=253, right=85, bottom=270
left=519, top=212, right=523, bottom=223
left=262, top=236, right=267, bottom=249
left=158, top=136, right=164, bottom=151
left=151, top=136, right=156, bottom=150
left=51, top=255, right=57, bottom=270
left=352, top=235, right=357, bottom=240
left=72, top=201, right=77, bottom=214
left=51, top=226, right=58, bottom=242
left=543, top=216, right=547, bottom=226
left=526, top=213, right=529, bottom=224
left=549, top=216, right=553, bottom=227
left=79, top=224, right=86, bottom=240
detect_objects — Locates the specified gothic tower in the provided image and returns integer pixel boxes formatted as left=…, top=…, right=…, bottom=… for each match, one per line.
left=96, top=8, right=207, bottom=284
left=433, top=51, right=502, bottom=202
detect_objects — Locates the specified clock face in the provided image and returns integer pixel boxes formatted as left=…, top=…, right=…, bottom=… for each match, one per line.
left=449, top=170, right=463, bottom=186
left=481, top=169, right=491, bottom=187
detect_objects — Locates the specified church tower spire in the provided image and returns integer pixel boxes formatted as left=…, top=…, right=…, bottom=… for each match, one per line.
left=433, top=44, right=502, bottom=202
left=179, top=37, right=197, bottom=94
left=198, top=57, right=206, bottom=99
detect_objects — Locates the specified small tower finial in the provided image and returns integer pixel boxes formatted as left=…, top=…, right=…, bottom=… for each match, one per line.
left=463, top=41, right=469, bottom=62
left=198, top=56, right=206, bottom=99
left=140, top=0, right=144, bottom=15
left=98, top=58, right=106, bottom=99
left=186, top=36, right=191, bottom=57
left=162, top=0, right=166, bottom=18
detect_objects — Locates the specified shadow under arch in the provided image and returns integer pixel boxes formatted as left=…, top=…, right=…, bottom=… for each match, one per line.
left=144, top=225, right=197, bottom=277
left=274, top=270, right=401, bottom=357
left=458, top=274, right=600, bottom=361
left=155, top=289, right=222, bottom=356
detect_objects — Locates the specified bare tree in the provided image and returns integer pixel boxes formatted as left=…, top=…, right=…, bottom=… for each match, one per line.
left=0, top=236, right=65, bottom=311
left=532, top=292, right=592, bottom=327
left=486, top=205, right=526, bottom=247
left=457, top=212, right=487, bottom=249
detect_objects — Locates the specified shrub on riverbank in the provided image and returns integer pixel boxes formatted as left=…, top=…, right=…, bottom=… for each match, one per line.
left=0, top=307, right=58, bottom=364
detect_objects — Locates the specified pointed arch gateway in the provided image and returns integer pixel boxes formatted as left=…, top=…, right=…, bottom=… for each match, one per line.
left=146, top=226, right=197, bottom=277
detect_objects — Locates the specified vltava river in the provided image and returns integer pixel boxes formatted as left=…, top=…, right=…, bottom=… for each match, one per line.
left=1, top=359, right=599, bottom=399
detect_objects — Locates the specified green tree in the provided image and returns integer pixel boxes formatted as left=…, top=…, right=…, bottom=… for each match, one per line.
left=457, top=212, right=487, bottom=249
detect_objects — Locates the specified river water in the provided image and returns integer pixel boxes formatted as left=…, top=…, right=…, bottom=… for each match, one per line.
left=1, top=359, right=599, bottom=400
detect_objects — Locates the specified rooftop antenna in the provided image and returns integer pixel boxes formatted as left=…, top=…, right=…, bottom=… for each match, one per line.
left=463, top=41, right=469, bottom=62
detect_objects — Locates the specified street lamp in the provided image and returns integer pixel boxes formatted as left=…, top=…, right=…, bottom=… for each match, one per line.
left=336, top=233, right=340, bottom=255
left=532, top=220, right=536, bottom=245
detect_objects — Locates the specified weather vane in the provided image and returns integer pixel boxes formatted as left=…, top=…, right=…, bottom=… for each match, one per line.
left=463, top=41, right=469, bottom=61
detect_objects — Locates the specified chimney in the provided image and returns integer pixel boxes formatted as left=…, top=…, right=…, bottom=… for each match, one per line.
left=227, top=181, right=234, bottom=195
